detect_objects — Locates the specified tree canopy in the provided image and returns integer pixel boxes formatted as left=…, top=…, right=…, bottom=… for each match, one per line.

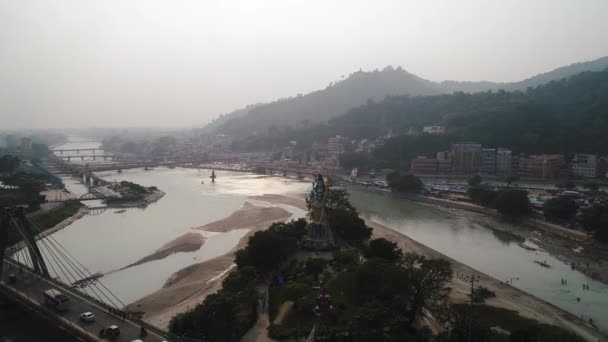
left=543, top=197, right=578, bottom=221
left=386, top=171, right=423, bottom=193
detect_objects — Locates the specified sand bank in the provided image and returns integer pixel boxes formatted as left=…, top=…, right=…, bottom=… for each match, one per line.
left=369, top=220, right=605, bottom=342
left=249, top=194, right=307, bottom=210
left=198, top=201, right=292, bottom=232
left=123, top=232, right=206, bottom=269
left=128, top=201, right=295, bottom=329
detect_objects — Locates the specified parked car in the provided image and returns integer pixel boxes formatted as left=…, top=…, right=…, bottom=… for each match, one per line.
left=79, top=311, right=95, bottom=322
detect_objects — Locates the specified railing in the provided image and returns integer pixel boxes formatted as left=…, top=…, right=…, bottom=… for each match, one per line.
left=3, top=259, right=205, bottom=342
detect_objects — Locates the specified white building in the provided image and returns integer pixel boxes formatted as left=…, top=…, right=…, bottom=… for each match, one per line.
left=422, top=126, right=446, bottom=135
left=496, top=148, right=512, bottom=175
left=571, top=154, right=597, bottom=178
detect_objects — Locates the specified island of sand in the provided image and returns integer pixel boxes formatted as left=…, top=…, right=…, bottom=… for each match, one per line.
left=124, top=232, right=206, bottom=269
left=127, top=201, right=294, bottom=328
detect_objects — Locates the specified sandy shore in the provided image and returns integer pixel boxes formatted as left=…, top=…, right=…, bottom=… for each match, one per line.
left=127, top=201, right=295, bottom=329
left=123, top=232, right=206, bottom=269
left=249, top=194, right=308, bottom=211
left=369, top=220, right=605, bottom=341
left=198, top=201, right=292, bottom=232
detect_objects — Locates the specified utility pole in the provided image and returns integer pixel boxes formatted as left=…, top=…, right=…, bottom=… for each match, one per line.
left=457, top=272, right=482, bottom=342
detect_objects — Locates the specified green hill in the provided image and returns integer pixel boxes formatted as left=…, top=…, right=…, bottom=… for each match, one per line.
left=205, top=57, right=608, bottom=139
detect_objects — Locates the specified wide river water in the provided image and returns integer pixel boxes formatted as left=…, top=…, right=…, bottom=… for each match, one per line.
left=39, top=139, right=608, bottom=334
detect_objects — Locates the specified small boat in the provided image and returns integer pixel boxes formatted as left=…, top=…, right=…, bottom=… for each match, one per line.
left=534, top=260, right=551, bottom=268
left=201, top=181, right=204, bottom=184
left=518, top=242, right=537, bottom=251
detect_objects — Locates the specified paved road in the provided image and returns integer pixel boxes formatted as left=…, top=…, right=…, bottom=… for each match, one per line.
left=1, top=259, right=169, bottom=342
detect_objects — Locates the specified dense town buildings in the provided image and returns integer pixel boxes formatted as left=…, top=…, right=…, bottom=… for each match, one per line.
left=481, top=148, right=497, bottom=174
left=571, top=154, right=598, bottom=178
left=422, top=126, right=446, bottom=135
left=436, top=151, right=452, bottom=173
left=410, top=156, right=438, bottom=174
left=451, top=143, right=482, bottom=173
left=496, top=148, right=512, bottom=176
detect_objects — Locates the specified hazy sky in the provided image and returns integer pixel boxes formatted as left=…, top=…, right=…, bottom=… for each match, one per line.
left=2, top=0, right=607, bottom=129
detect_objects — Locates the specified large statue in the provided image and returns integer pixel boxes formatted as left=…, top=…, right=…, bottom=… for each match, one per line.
left=305, top=174, right=333, bottom=249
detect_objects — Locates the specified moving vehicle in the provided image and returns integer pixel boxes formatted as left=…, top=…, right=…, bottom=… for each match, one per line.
left=43, top=289, right=70, bottom=312
left=100, top=325, right=120, bottom=339
left=79, top=311, right=95, bottom=322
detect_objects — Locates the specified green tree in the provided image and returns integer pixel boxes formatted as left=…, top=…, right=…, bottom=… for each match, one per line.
left=386, top=171, right=423, bottom=193
left=580, top=204, right=608, bottom=242
left=0, top=155, right=20, bottom=177
left=366, top=238, right=402, bottom=262
left=332, top=248, right=360, bottom=270
left=169, top=266, right=258, bottom=341
left=467, top=175, right=482, bottom=187
left=403, top=254, right=452, bottom=324
left=492, top=189, right=530, bottom=218
left=235, top=226, right=299, bottom=273
left=328, top=207, right=372, bottom=245
left=543, top=197, right=578, bottom=221
left=305, top=257, right=327, bottom=277
left=468, top=187, right=497, bottom=207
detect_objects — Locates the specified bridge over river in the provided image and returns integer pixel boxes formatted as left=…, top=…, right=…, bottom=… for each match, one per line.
left=0, top=207, right=202, bottom=342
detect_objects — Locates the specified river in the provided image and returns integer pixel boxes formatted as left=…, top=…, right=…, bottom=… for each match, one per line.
left=35, top=139, right=608, bottom=334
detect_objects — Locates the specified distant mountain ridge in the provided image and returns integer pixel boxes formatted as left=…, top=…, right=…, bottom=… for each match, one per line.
left=204, top=56, right=608, bottom=137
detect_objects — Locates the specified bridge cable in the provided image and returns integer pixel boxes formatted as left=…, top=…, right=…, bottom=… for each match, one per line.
left=26, top=217, right=126, bottom=308
left=11, top=212, right=110, bottom=305
left=39, top=236, right=115, bottom=307
left=23, top=217, right=122, bottom=308
left=10, top=214, right=85, bottom=297
left=7, top=216, right=42, bottom=272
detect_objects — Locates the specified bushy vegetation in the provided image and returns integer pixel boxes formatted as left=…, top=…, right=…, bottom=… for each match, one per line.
left=386, top=171, right=423, bottom=193
left=235, top=219, right=307, bottom=273
left=471, top=286, right=496, bottom=304
left=543, top=197, right=578, bottom=221
left=169, top=267, right=259, bottom=341
left=468, top=186, right=530, bottom=219
left=107, top=180, right=153, bottom=203
left=444, top=304, right=585, bottom=342
left=170, top=219, right=310, bottom=341
left=580, top=204, right=608, bottom=242
left=321, top=188, right=372, bottom=246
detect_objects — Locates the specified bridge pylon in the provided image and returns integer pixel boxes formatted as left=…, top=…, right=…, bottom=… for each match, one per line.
left=1, top=208, right=50, bottom=277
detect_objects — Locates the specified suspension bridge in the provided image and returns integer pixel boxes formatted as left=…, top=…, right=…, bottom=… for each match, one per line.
left=0, top=207, right=202, bottom=342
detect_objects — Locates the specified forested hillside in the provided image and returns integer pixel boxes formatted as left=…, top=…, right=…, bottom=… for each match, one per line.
left=234, top=69, right=608, bottom=169
left=206, top=57, right=608, bottom=138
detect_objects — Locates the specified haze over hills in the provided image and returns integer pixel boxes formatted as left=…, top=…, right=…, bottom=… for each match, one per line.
left=205, top=56, right=608, bottom=138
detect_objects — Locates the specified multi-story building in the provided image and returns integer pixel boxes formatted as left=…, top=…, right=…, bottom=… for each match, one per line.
left=571, top=154, right=598, bottom=178
left=20, top=137, right=32, bottom=155
left=496, top=148, right=512, bottom=176
left=436, top=151, right=452, bottom=174
left=451, top=142, right=482, bottom=174
left=422, top=126, right=446, bottom=135
left=518, top=155, right=566, bottom=179
left=410, top=156, right=438, bottom=174
left=327, top=135, right=345, bottom=158
left=481, top=148, right=497, bottom=174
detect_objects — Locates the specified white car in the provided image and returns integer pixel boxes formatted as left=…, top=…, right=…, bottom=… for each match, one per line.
left=79, top=311, right=95, bottom=322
